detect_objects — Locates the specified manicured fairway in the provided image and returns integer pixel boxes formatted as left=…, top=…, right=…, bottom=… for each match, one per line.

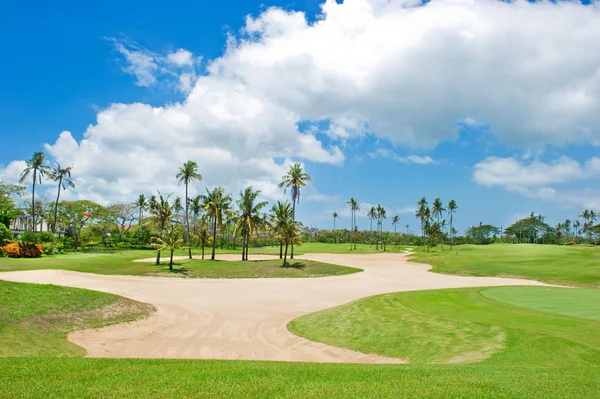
left=411, top=244, right=600, bottom=287
left=289, top=287, right=600, bottom=367
left=481, top=286, right=600, bottom=320
left=0, top=281, right=153, bottom=357
left=0, top=251, right=360, bottom=278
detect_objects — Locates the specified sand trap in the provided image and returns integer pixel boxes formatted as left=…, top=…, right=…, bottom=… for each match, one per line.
left=0, top=252, right=547, bottom=364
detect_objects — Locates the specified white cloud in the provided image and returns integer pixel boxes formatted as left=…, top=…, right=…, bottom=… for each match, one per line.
left=10, top=0, right=600, bottom=208
left=473, top=155, right=600, bottom=209
left=0, top=161, right=27, bottom=184
left=167, top=49, right=194, bottom=66
left=368, top=148, right=435, bottom=164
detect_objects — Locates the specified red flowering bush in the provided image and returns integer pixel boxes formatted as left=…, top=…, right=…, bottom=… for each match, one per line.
left=1, top=242, right=44, bottom=258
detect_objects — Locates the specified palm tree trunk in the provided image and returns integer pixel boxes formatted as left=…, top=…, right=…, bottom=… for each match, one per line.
left=353, top=212, right=357, bottom=250
left=53, top=178, right=62, bottom=233
left=283, top=242, right=289, bottom=266
left=169, top=250, right=174, bottom=271
left=279, top=241, right=283, bottom=259
left=242, top=232, right=246, bottom=261
left=156, top=250, right=161, bottom=265
left=202, top=245, right=205, bottom=260
left=32, top=172, right=37, bottom=233
left=138, top=208, right=142, bottom=242
left=291, top=196, right=296, bottom=259
left=450, top=214, right=453, bottom=249
left=186, top=184, right=192, bottom=259
left=211, top=217, right=217, bottom=260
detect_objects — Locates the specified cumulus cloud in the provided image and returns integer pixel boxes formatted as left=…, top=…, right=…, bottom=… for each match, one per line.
left=473, top=155, right=600, bottom=208
left=368, top=148, right=436, bottom=164
left=11, top=0, right=600, bottom=209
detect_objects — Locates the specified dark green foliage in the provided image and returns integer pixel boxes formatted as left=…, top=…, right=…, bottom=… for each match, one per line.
left=19, top=231, right=55, bottom=244
left=0, top=223, right=13, bottom=245
left=465, top=223, right=500, bottom=244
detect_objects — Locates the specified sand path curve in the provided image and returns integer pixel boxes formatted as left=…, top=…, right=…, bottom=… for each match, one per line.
left=0, top=251, right=547, bottom=363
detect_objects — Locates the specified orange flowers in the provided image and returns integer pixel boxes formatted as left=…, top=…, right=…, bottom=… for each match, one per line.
left=1, top=242, right=43, bottom=258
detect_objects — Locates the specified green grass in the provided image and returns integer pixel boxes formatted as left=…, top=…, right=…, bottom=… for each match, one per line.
left=0, top=250, right=360, bottom=278
left=288, top=286, right=600, bottom=395
left=0, top=281, right=154, bottom=357
left=481, top=286, right=600, bottom=320
left=410, top=244, right=600, bottom=287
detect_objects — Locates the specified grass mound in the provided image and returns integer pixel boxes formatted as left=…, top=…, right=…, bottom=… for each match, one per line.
left=289, top=286, right=600, bottom=367
left=0, top=280, right=154, bottom=356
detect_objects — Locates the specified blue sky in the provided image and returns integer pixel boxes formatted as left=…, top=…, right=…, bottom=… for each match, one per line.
left=1, top=0, right=599, bottom=234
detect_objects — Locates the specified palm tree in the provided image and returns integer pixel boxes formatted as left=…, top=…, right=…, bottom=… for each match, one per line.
left=134, top=194, right=148, bottom=241
left=391, top=215, right=400, bottom=246
left=202, top=187, right=232, bottom=260
left=347, top=198, right=359, bottom=250
left=574, top=220, right=581, bottom=241
left=49, top=164, right=75, bottom=233
left=376, top=205, right=386, bottom=250
left=367, top=206, right=376, bottom=246
left=272, top=201, right=292, bottom=259
left=279, top=163, right=312, bottom=259
left=194, top=221, right=211, bottom=259
left=19, top=151, right=51, bottom=232
left=233, top=187, right=268, bottom=261
left=447, top=200, right=458, bottom=249
left=189, top=195, right=203, bottom=235
left=177, top=160, right=202, bottom=259
left=591, top=211, right=598, bottom=246
left=333, top=211, right=339, bottom=230
left=152, top=223, right=184, bottom=270
left=149, top=192, right=176, bottom=265
left=416, top=197, right=428, bottom=251
left=431, top=198, right=445, bottom=249
left=273, top=203, right=299, bottom=267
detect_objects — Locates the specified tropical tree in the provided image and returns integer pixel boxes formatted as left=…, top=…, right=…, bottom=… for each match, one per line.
left=194, top=221, right=211, bottom=259
left=431, top=197, right=445, bottom=249
left=376, top=205, right=386, bottom=250
left=134, top=194, right=148, bottom=241
left=347, top=198, right=359, bottom=250
left=19, top=151, right=51, bottom=232
left=149, top=193, right=176, bottom=265
left=202, top=187, right=232, bottom=260
left=278, top=163, right=312, bottom=259
left=233, top=187, right=268, bottom=260
left=416, top=197, right=429, bottom=251
left=189, top=195, right=203, bottom=234
left=391, top=215, right=400, bottom=245
left=152, top=223, right=184, bottom=270
left=333, top=211, right=339, bottom=231
left=107, top=203, right=137, bottom=241
left=447, top=199, right=458, bottom=249
left=273, top=204, right=301, bottom=266
left=55, top=200, right=107, bottom=249
left=271, top=201, right=293, bottom=259
left=367, top=206, right=377, bottom=245
left=177, top=161, right=202, bottom=259
left=48, top=164, right=75, bottom=233
left=0, top=182, right=24, bottom=228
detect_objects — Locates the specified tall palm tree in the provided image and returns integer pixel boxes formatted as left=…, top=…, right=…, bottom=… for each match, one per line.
left=376, top=205, right=386, bottom=250
left=189, top=195, right=203, bottom=235
left=202, top=187, right=232, bottom=260
left=272, top=201, right=292, bottom=259
left=271, top=202, right=297, bottom=266
left=177, top=160, right=202, bottom=259
left=447, top=199, right=458, bottom=249
left=367, top=206, right=376, bottom=246
left=19, top=151, right=51, bottom=232
left=134, top=194, right=148, bottom=241
left=49, top=164, right=75, bottom=233
left=333, top=211, right=339, bottom=230
left=347, top=198, right=359, bottom=250
left=580, top=210, right=591, bottom=244
left=149, top=192, right=176, bottom=265
left=591, top=211, right=598, bottom=246
left=391, top=215, right=400, bottom=246
left=431, top=198, right=445, bottom=249
left=416, top=197, right=428, bottom=251
left=233, top=187, right=268, bottom=261
left=574, top=220, right=581, bottom=241
left=279, top=163, right=312, bottom=259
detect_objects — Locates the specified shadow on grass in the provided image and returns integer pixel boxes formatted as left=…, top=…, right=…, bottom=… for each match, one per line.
left=281, top=262, right=306, bottom=270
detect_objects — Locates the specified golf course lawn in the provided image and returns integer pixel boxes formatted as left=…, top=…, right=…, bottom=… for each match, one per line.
left=411, top=243, right=600, bottom=287
left=0, top=280, right=154, bottom=357
left=0, top=250, right=360, bottom=278
left=1, top=283, right=599, bottom=398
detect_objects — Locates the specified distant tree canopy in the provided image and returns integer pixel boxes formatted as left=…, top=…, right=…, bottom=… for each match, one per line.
left=505, top=213, right=552, bottom=243
left=465, top=223, right=500, bottom=244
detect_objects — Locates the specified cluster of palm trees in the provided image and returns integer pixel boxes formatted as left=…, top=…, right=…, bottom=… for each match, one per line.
left=140, top=161, right=313, bottom=268
left=577, top=210, right=598, bottom=244
left=415, top=197, right=458, bottom=250
left=19, top=151, right=75, bottom=233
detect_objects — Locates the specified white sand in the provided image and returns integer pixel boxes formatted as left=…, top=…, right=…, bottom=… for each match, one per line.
left=0, top=251, right=546, bottom=363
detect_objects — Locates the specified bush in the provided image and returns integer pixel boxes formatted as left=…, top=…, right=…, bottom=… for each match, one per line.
left=1, top=242, right=44, bottom=258
left=19, top=232, right=56, bottom=244
left=0, top=224, right=13, bottom=246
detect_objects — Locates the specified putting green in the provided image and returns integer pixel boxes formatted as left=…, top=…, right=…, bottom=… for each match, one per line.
left=480, top=286, right=600, bottom=321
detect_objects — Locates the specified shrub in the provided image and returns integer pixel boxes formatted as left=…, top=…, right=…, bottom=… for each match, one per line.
left=0, top=224, right=13, bottom=246
left=19, top=232, right=56, bottom=244
left=1, top=242, right=21, bottom=258
left=40, top=241, right=59, bottom=255
left=1, top=242, right=44, bottom=258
